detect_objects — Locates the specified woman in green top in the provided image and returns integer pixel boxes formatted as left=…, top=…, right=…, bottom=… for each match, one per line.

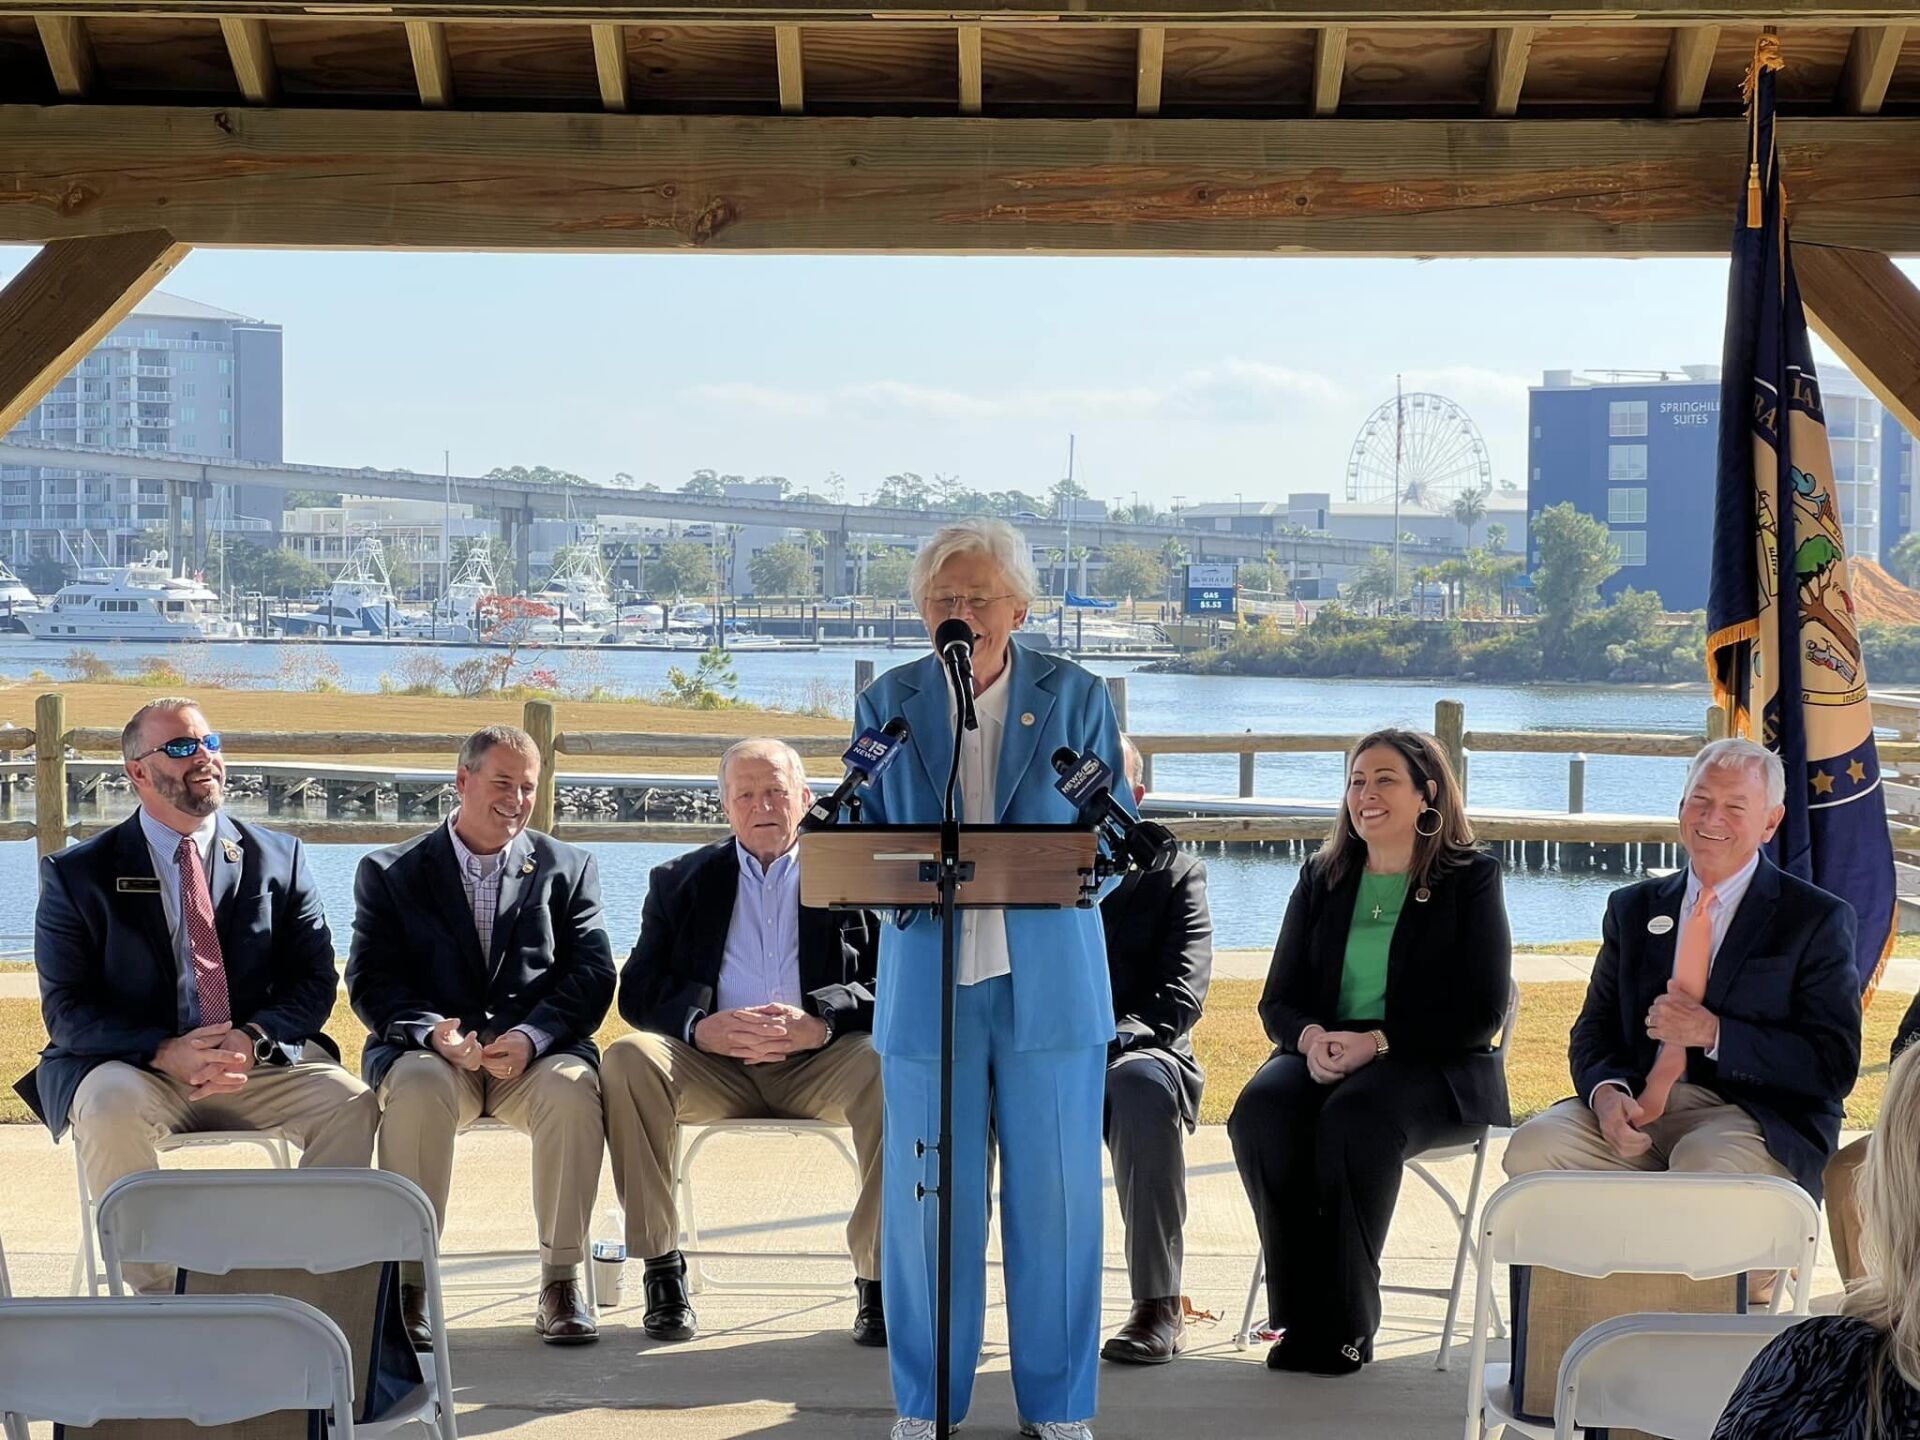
left=1228, top=728, right=1513, bottom=1376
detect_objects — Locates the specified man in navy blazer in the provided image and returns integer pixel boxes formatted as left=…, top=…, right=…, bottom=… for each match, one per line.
left=347, top=724, right=615, bottom=1346
left=1505, top=737, right=1861, bottom=1204
left=17, top=697, right=377, bottom=1293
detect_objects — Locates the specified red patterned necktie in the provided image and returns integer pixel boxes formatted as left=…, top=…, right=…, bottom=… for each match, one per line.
left=176, top=834, right=230, bottom=1028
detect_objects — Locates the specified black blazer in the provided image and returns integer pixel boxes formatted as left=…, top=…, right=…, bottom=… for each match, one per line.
left=1100, top=850, right=1212, bottom=1127
left=17, top=810, right=340, bottom=1138
left=1260, top=848, right=1512, bottom=1129
left=1569, top=854, right=1860, bottom=1200
left=619, top=839, right=878, bottom=1041
left=345, top=823, right=616, bottom=1090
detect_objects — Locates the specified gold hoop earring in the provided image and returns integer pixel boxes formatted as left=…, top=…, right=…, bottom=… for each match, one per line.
left=1415, top=807, right=1443, bottom=838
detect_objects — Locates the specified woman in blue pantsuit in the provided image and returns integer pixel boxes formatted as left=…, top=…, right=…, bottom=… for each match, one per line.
left=853, top=519, right=1126, bottom=1440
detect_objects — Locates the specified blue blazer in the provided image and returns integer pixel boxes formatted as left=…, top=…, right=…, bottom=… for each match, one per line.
left=852, top=644, right=1127, bottom=1059
left=16, top=810, right=340, bottom=1139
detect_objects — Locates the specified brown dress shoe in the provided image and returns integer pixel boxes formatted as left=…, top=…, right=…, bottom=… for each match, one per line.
left=534, top=1278, right=599, bottom=1346
left=1100, top=1297, right=1186, bottom=1365
left=400, top=1283, right=433, bottom=1353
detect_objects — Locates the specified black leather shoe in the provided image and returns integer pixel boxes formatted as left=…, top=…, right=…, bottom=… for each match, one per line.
left=852, top=1277, right=887, bottom=1347
left=400, top=1283, right=432, bottom=1353
left=641, top=1251, right=698, bottom=1342
left=1267, top=1330, right=1369, bottom=1376
left=534, top=1278, right=599, bottom=1345
left=1101, top=1297, right=1185, bottom=1364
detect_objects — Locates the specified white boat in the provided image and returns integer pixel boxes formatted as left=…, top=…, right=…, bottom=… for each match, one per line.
left=25, top=557, right=244, bottom=641
left=0, top=559, right=44, bottom=632
left=393, top=548, right=496, bottom=642
left=272, top=537, right=417, bottom=638
left=536, top=546, right=618, bottom=629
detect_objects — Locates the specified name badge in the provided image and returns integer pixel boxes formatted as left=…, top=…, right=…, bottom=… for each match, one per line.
left=116, top=877, right=162, bottom=894
left=1648, top=915, right=1676, bottom=935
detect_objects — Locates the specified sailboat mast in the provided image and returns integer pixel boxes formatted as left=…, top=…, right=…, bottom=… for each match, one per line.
left=1391, top=375, right=1403, bottom=610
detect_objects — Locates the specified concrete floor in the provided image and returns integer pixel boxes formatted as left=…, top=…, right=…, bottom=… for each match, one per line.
left=0, top=1123, right=1850, bottom=1439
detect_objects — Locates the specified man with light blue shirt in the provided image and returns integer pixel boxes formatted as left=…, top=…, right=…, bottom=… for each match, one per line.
left=601, top=738, right=882, bottom=1346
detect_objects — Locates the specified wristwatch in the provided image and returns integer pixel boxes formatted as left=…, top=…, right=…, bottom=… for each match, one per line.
left=242, top=1023, right=279, bottom=1066
left=1369, top=1028, right=1391, bottom=1058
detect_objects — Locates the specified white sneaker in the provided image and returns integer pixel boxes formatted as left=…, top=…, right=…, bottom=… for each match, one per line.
left=889, top=1421, right=961, bottom=1439
left=1020, top=1424, right=1094, bottom=1440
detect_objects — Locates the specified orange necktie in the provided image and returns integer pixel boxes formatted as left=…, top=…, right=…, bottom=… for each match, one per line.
left=1637, top=882, right=1715, bottom=1122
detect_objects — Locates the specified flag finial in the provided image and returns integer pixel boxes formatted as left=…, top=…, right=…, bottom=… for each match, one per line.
left=1742, top=34, right=1785, bottom=228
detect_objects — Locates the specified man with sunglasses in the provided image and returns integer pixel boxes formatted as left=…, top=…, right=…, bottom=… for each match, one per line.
left=16, top=696, right=378, bottom=1294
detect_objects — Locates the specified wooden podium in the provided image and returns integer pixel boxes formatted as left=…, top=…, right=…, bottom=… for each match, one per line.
left=798, top=824, right=1101, bottom=910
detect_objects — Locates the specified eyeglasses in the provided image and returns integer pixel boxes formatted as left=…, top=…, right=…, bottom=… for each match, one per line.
left=134, top=733, right=222, bottom=762
left=928, top=593, right=1015, bottom=616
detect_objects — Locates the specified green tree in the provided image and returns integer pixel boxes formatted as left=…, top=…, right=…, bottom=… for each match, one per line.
left=1050, top=476, right=1090, bottom=514
left=866, top=548, right=915, bottom=600
left=653, top=539, right=718, bottom=597
left=754, top=475, right=792, bottom=496
left=283, top=489, right=343, bottom=509
left=1531, top=501, right=1620, bottom=628
left=748, top=541, right=816, bottom=597
left=874, top=472, right=932, bottom=509
left=484, top=464, right=589, bottom=487
left=680, top=470, right=726, bottom=498
left=253, top=546, right=331, bottom=596
left=1344, top=547, right=1410, bottom=612
left=22, top=555, right=69, bottom=594
left=1237, top=559, right=1284, bottom=593
left=1888, top=532, right=1920, bottom=588
left=1452, top=483, right=1491, bottom=548
left=1095, top=542, right=1166, bottom=599
left=1485, top=522, right=1509, bottom=555
left=660, top=648, right=741, bottom=709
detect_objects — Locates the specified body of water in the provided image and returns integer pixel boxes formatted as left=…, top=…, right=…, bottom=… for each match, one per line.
left=0, top=636, right=1715, bottom=950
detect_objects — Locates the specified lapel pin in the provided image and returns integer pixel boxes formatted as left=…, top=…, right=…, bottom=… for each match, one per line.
left=520, top=858, right=536, bottom=876
left=221, top=839, right=242, bottom=864
left=1020, top=712, right=1035, bottom=726
left=1648, top=915, right=1676, bottom=935
left=1414, top=887, right=1431, bottom=904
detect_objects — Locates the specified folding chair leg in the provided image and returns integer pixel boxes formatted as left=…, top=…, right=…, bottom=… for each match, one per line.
left=70, top=1145, right=101, bottom=1298
left=1235, top=1252, right=1266, bottom=1351
left=1434, top=1138, right=1492, bottom=1371
left=677, top=1135, right=707, bottom=1295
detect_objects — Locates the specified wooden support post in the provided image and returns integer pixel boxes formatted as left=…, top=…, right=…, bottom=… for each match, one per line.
left=854, top=658, right=875, bottom=696
left=525, top=698, right=559, bottom=835
left=1842, top=26, right=1906, bottom=115
left=1435, top=698, right=1467, bottom=798
left=1238, top=750, right=1256, bottom=799
left=1105, top=674, right=1129, bottom=730
left=1659, top=25, right=1719, bottom=118
left=35, top=692, right=67, bottom=859
left=220, top=17, right=279, bottom=105
left=0, top=232, right=191, bottom=438
left=1707, top=704, right=1730, bottom=742
left=1485, top=26, right=1534, bottom=117
left=1141, top=752, right=1154, bottom=793
left=957, top=26, right=982, bottom=116
left=1568, top=753, right=1587, bottom=813
left=1135, top=27, right=1165, bottom=118
left=775, top=26, right=805, bottom=115
left=1798, top=245, right=1920, bottom=440
left=1312, top=27, right=1347, bottom=117
left=35, top=16, right=94, bottom=99
left=591, top=24, right=630, bottom=112
left=405, top=20, right=454, bottom=109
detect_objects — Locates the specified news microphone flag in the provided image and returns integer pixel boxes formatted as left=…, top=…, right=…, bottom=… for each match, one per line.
left=1054, top=749, right=1115, bottom=809
left=1706, top=35, right=1896, bottom=999
left=847, top=725, right=907, bottom=780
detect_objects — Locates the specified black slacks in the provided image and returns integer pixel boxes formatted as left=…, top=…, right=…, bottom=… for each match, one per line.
left=1227, top=1051, right=1477, bottom=1343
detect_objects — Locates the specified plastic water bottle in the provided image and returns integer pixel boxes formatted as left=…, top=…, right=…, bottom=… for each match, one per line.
left=590, top=1208, right=626, bottom=1308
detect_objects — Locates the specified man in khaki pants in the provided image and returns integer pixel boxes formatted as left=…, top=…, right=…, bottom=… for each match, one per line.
left=601, top=739, right=882, bottom=1346
left=17, top=697, right=378, bottom=1295
left=347, top=725, right=614, bottom=1347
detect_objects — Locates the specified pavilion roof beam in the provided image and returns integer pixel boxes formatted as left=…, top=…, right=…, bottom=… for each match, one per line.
left=1136, top=26, right=1165, bottom=116
left=0, top=231, right=190, bottom=437
left=1658, top=24, right=1719, bottom=116
left=34, top=16, right=94, bottom=99
left=219, top=16, right=278, bottom=104
left=1841, top=25, right=1906, bottom=114
left=591, top=23, right=630, bottom=111
left=775, top=24, right=803, bottom=113
left=958, top=24, right=982, bottom=114
left=406, top=20, right=455, bottom=109
left=1484, top=24, right=1533, bottom=116
left=1799, top=244, right=1920, bottom=441
left=1313, top=26, right=1347, bottom=115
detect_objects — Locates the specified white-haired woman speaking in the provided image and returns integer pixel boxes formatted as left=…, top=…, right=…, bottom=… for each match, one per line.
left=852, top=519, right=1129, bottom=1440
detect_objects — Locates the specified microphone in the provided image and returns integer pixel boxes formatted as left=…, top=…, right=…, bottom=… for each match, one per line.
left=1052, top=745, right=1177, bottom=871
left=934, top=617, right=978, bottom=732
left=801, top=717, right=911, bottom=830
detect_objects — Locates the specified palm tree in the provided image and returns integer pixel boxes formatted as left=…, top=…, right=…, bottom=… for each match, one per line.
left=1453, top=484, right=1491, bottom=549
left=1485, top=521, right=1508, bottom=555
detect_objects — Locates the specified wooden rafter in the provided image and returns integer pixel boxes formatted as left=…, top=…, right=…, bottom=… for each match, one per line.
left=0, top=231, right=190, bottom=437
left=34, top=15, right=94, bottom=99
left=405, top=19, right=455, bottom=109
left=1658, top=25, right=1719, bottom=117
left=3, top=105, right=1918, bottom=257
left=957, top=24, right=982, bottom=115
left=1841, top=24, right=1906, bottom=114
left=1313, top=26, right=1347, bottom=116
left=591, top=22, right=630, bottom=111
left=1484, top=25, right=1533, bottom=116
left=775, top=24, right=803, bottom=113
left=219, top=16, right=278, bottom=104
left=1799, top=244, right=1920, bottom=441
left=1136, top=26, right=1165, bottom=117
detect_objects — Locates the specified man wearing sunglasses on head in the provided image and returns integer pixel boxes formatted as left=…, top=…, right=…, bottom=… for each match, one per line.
left=15, top=696, right=378, bottom=1294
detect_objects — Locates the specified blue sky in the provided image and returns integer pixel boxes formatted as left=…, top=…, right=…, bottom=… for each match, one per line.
left=6, top=248, right=1912, bottom=509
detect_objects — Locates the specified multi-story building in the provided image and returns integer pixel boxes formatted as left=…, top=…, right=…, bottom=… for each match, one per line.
left=282, top=499, right=494, bottom=589
left=0, top=291, right=283, bottom=570
left=1527, top=365, right=1915, bottom=611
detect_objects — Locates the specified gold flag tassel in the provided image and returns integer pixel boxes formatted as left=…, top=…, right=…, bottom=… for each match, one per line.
left=1742, top=32, right=1785, bottom=230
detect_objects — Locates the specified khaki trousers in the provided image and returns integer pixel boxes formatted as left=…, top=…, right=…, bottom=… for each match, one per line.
left=375, top=1050, right=605, bottom=1268
left=70, top=1050, right=379, bottom=1294
left=1825, top=1135, right=1870, bottom=1285
left=600, top=1031, right=884, bottom=1278
left=1502, top=1084, right=1792, bottom=1181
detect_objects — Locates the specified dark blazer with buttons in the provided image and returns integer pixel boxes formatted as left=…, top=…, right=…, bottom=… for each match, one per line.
left=17, top=809, right=340, bottom=1139
left=618, top=838, right=878, bottom=1042
left=1569, top=854, right=1860, bottom=1199
left=1260, top=848, right=1513, bottom=1129
left=1100, top=849, right=1212, bottom=1128
left=346, top=822, right=616, bottom=1090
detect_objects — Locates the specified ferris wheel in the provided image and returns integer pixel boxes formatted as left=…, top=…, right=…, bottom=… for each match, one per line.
left=1344, top=391, right=1492, bottom=510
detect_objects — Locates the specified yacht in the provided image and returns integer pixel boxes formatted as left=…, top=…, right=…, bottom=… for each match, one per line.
left=535, top=546, right=618, bottom=629
left=0, top=559, right=43, bottom=632
left=272, top=537, right=416, bottom=638
left=25, top=557, right=243, bottom=641
left=393, top=547, right=497, bottom=642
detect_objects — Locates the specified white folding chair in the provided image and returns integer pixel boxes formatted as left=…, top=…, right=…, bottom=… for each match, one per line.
left=1237, top=979, right=1521, bottom=1369
left=676, top=1119, right=862, bottom=1293
left=1553, top=1312, right=1808, bottom=1440
left=70, top=1126, right=293, bottom=1295
left=0, top=1295, right=355, bottom=1437
left=97, top=1168, right=455, bottom=1440
left=1464, top=1173, right=1820, bottom=1440
left=0, top=1233, right=19, bottom=1440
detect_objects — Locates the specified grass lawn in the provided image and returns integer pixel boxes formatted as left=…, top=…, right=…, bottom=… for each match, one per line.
left=1525, top=934, right=1920, bottom=962
left=3, top=980, right=1904, bottom=1130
